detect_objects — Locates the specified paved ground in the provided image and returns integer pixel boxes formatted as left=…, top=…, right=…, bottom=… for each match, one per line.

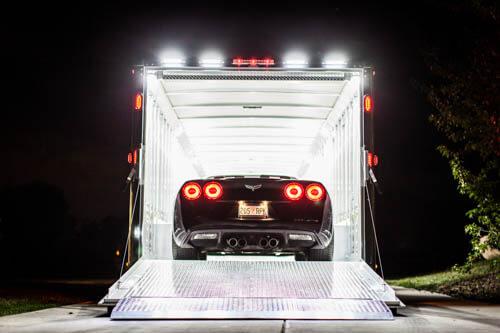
left=0, top=287, right=499, bottom=333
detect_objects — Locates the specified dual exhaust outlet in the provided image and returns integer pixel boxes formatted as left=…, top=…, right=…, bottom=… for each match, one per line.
left=226, top=237, right=279, bottom=249
left=227, top=237, right=247, bottom=249
left=258, top=237, right=279, bottom=249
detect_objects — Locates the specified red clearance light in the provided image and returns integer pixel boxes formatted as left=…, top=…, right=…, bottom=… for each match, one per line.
left=263, top=58, right=274, bottom=66
left=133, top=149, right=138, bottom=165
left=232, top=57, right=275, bottom=67
left=127, top=152, right=133, bottom=164
left=233, top=57, right=244, bottom=66
left=203, top=182, right=223, bottom=200
left=364, top=95, right=373, bottom=113
left=367, top=152, right=379, bottom=167
left=182, top=182, right=202, bottom=200
left=367, top=152, right=373, bottom=167
left=284, top=183, right=304, bottom=201
left=306, top=184, right=325, bottom=201
left=134, top=93, right=143, bottom=111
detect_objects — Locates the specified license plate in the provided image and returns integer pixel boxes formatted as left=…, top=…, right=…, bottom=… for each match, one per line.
left=238, top=202, right=268, bottom=218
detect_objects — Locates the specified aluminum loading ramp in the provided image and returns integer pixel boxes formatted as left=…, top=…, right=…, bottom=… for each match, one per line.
left=105, top=259, right=401, bottom=320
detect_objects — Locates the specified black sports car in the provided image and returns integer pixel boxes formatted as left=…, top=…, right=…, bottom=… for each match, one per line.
left=172, top=175, right=333, bottom=261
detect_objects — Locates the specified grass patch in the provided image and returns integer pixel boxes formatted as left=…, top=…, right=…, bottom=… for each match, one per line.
left=0, top=298, right=59, bottom=317
left=388, top=260, right=500, bottom=302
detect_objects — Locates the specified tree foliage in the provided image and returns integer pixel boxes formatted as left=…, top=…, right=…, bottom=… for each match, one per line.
left=425, top=1, right=499, bottom=261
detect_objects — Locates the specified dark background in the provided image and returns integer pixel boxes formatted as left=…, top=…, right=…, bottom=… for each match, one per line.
left=1, top=2, right=471, bottom=279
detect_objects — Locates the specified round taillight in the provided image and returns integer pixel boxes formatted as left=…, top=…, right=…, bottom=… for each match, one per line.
left=284, top=183, right=304, bottom=201
left=182, top=182, right=201, bottom=200
left=203, top=182, right=223, bottom=200
left=306, top=183, right=325, bottom=201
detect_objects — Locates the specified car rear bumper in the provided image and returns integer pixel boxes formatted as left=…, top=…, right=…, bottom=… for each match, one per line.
left=173, top=227, right=333, bottom=253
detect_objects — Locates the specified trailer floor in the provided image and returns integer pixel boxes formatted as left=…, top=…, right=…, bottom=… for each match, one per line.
left=1, top=288, right=499, bottom=333
left=102, top=258, right=400, bottom=320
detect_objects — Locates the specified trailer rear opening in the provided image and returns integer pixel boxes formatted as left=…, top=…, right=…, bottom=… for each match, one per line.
left=142, top=69, right=364, bottom=260
left=101, top=65, right=402, bottom=319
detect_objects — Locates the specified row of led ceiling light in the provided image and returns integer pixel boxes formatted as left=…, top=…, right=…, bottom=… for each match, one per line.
left=158, top=49, right=349, bottom=68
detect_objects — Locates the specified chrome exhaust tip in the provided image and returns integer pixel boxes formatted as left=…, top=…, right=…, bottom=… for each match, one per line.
left=227, top=238, right=238, bottom=248
left=237, top=238, right=247, bottom=248
left=258, top=238, right=269, bottom=248
left=269, top=238, right=279, bottom=248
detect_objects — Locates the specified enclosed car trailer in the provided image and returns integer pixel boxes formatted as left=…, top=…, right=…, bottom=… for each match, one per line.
left=101, top=61, right=402, bottom=320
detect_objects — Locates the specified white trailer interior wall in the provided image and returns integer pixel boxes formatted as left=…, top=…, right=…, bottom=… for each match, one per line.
left=141, top=69, right=363, bottom=261
left=102, top=66, right=402, bottom=320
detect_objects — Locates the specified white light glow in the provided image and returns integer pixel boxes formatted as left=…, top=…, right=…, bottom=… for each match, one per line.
left=199, top=50, right=225, bottom=67
left=283, top=50, right=309, bottom=68
left=322, top=52, right=349, bottom=68
left=199, top=59, right=224, bottom=67
left=159, top=48, right=185, bottom=67
left=133, top=226, right=141, bottom=240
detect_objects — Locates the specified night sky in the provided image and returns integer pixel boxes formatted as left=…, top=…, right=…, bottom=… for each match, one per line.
left=3, top=2, right=471, bottom=276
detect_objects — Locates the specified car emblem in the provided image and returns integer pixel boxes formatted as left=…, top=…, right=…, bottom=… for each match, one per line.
left=245, top=184, right=262, bottom=191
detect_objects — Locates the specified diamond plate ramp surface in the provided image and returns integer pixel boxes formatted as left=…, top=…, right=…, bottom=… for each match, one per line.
left=112, top=297, right=392, bottom=320
left=111, top=260, right=394, bottom=320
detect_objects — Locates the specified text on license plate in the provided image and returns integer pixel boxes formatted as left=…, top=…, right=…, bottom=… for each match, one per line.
left=238, top=203, right=268, bottom=218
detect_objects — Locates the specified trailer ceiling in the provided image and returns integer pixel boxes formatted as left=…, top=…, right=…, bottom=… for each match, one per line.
left=147, top=69, right=359, bottom=178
